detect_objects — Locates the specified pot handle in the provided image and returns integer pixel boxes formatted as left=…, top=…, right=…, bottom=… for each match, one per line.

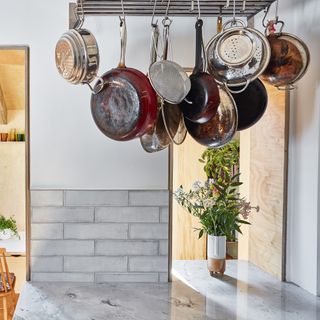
left=265, top=20, right=285, bottom=36
left=223, top=79, right=250, bottom=94
left=276, top=84, right=295, bottom=91
left=223, top=18, right=245, bottom=30
left=162, top=17, right=172, bottom=60
left=150, top=24, right=160, bottom=65
left=193, top=19, right=204, bottom=74
left=87, top=76, right=105, bottom=95
left=118, top=17, right=127, bottom=68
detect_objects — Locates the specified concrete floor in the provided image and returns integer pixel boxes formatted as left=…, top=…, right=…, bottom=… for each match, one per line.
left=13, top=260, right=320, bottom=320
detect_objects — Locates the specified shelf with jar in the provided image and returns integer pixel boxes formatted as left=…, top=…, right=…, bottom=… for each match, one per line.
left=0, top=129, right=25, bottom=143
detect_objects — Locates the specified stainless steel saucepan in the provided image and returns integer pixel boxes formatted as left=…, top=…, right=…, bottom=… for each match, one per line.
left=55, top=0, right=99, bottom=86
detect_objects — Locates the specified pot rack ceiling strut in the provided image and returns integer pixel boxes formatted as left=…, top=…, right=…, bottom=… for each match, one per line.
left=69, top=0, right=276, bottom=26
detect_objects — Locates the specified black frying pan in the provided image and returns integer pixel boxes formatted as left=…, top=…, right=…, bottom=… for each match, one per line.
left=180, top=19, right=220, bottom=124
left=231, top=79, right=268, bottom=131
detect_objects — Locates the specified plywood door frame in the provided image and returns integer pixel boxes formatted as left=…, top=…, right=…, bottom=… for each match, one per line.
left=0, top=46, right=31, bottom=281
left=168, top=87, right=290, bottom=282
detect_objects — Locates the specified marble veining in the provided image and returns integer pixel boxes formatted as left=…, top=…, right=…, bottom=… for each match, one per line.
left=14, top=260, right=320, bottom=320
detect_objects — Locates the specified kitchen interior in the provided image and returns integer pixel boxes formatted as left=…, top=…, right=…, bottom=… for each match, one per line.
left=0, top=0, right=319, bottom=319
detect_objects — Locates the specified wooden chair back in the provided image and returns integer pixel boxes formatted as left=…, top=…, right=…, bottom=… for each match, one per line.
left=0, top=249, right=13, bottom=293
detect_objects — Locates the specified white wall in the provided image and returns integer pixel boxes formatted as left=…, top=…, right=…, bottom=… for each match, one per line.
left=0, top=0, right=213, bottom=190
left=255, top=0, right=320, bottom=295
left=2, top=0, right=319, bottom=295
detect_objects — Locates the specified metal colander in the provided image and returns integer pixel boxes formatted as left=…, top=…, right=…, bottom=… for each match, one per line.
left=217, top=30, right=256, bottom=67
left=206, top=25, right=271, bottom=88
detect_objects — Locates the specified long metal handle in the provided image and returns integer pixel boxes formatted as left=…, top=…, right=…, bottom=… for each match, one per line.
left=118, top=18, right=127, bottom=68
left=194, top=19, right=204, bottom=74
left=162, top=18, right=171, bottom=61
left=150, top=24, right=160, bottom=65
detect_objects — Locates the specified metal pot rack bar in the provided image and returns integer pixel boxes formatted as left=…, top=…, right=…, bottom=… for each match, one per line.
left=70, top=0, right=276, bottom=20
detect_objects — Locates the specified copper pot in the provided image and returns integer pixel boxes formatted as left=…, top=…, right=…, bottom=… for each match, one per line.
left=261, top=28, right=310, bottom=89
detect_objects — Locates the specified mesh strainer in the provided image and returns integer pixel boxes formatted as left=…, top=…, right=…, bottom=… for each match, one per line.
left=149, top=18, right=191, bottom=104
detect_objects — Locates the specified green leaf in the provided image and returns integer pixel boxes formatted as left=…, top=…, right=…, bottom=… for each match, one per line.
left=231, top=173, right=241, bottom=181
left=230, top=182, right=243, bottom=187
left=236, top=219, right=251, bottom=225
left=198, top=229, right=204, bottom=239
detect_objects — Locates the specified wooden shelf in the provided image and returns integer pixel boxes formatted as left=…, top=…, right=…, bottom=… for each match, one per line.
left=0, top=142, right=25, bottom=144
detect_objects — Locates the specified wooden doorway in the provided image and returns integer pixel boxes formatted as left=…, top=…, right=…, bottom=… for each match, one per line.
left=170, top=83, right=288, bottom=281
left=0, top=46, right=30, bottom=292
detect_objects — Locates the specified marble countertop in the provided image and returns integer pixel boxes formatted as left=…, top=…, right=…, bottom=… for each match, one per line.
left=172, top=260, right=320, bottom=320
left=14, top=260, right=320, bottom=320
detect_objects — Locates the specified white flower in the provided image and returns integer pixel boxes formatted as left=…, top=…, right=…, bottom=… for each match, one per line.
left=191, top=180, right=204, bottom=192
left=174, top=187, right=184, bottom=199
left=203, top=198, right=215, bottom=208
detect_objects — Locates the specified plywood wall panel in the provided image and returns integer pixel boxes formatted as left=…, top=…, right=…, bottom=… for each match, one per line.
left=172, top=134, right=207, bottom=260
left=0, top=64, right=26, bottom=110
left=248, top=83, right=286, bottom=280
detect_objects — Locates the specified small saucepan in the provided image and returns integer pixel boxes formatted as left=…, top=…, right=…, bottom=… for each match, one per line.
left=180, top=19, right=220, bottom=124
left=261, top=21, right=310, bottom=89
left=55, top=0, right=99, bottom=85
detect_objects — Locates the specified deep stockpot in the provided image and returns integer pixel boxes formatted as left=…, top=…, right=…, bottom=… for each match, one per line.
left=55, top=28, right=99, bottom=85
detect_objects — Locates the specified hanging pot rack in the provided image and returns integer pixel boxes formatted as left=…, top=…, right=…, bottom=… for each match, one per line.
left=69, top=0, right=276, bottom=26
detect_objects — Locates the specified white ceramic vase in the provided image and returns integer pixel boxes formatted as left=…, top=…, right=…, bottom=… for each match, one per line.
left=207, top=235, right=226, bottom=276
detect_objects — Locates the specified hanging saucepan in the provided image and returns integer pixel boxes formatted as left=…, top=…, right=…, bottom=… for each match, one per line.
left=261, top=20, right=310, bottom=89
left=206, top=19, right=271, bottom=93
left=55, top=0, right=99, bottom=85
left=231, top=78, right=268, bottom=131
left=90, top=18, right=157, bottom=141
left=180, top=19, right=220, bottom=124
left=184, top=86, right=238, bottom=148
left=149, top=17, right=191, bottom=104
left=140, top=22, right=182, bottom=152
